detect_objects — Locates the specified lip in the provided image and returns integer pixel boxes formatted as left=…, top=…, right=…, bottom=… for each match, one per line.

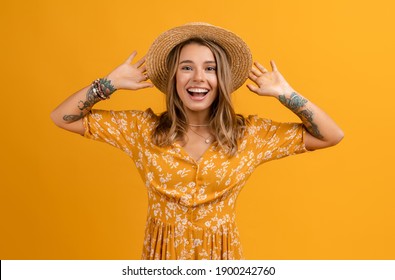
left=188, top=93, right=207, bottom=101
left=186, top=87, right=210, bottom=101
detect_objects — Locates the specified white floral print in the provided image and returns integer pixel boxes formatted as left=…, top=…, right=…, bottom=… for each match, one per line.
left=83, top=109, right=307, bottom=260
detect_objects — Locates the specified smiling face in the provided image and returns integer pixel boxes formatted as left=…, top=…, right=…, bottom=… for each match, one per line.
left=175, top=43, right=218, bottom=121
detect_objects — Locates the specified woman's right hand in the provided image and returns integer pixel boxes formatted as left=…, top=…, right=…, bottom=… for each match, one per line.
left=106, top=51, right=153, bottom=91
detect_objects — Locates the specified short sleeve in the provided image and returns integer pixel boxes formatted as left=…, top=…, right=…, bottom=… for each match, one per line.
left=245, top=115, right=308, bottom=166
left=82, top=109, right=156, bottom=159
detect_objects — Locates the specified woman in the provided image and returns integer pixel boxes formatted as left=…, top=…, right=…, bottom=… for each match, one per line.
left=51, top=23, right=344, bottom=260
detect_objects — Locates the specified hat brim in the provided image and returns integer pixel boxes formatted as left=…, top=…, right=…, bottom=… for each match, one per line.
left=146, top=23, right=252, bottom=94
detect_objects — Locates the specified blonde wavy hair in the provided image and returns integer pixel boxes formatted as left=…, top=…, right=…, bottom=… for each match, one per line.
left=151, top=38, right=247, bottom=156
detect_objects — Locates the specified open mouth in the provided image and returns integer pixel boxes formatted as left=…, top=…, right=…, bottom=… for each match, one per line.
left=187, top=88, right=209, bottom=100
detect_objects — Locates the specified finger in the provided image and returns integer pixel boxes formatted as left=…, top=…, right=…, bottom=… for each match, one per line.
left=125, top=51, right=137, bottom=64
left=246, top=84, right=259, bottom=93
left=134, top=73, right=147, bottom=83
left=140, top=65, right=147, bottom=73
left=248, top=72, right=258, bottom=81
left=270, top=60, right=278, bottom=71
left=250, top=67, right=263, bottom=77
left=135, top=56, right=146, bottom=68
left=254, top=61, right=268, bottom=73
left=135, top=82, right=154, bottom=89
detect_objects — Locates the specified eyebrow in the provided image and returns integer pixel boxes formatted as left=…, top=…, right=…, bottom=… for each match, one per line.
left=179, top=60, right=216, bottom=64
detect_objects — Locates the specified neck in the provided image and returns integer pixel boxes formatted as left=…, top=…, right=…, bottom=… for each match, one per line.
left=184, top=109, right=211, bottom=127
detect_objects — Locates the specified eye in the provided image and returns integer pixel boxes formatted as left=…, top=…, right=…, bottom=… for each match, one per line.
left=181, top=66, right=192, bottom=71
left=206, top=66, right=217, bottom=72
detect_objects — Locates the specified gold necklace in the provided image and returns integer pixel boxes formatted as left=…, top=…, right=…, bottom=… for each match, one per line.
left=188, top=123, right=210, bottom=127
left=180, top=119, right=210, bottom=127
left=189, top=127, right=212, bottom=144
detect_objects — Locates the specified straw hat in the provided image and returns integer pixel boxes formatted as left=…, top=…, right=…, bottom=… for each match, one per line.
left=146, top=22, right=252, bottom=94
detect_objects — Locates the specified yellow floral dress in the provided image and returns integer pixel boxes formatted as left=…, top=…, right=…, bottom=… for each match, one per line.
left=83, top=109, right=307, bottom=260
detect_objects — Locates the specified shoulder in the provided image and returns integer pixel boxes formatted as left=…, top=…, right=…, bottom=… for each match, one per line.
left=244, top=115, right=274, bottom=134
left=89, top=108, right=158, bottom=123
left=84, top=108, right=160, bottom=135
left=243, top=114, right=303, bottom=137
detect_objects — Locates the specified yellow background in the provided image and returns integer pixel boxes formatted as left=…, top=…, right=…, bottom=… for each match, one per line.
left=1, top=0, right=394, bottom=259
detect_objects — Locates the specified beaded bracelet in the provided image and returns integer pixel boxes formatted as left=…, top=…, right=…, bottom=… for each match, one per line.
left=92, top=80, right=107, bottom=100
left=91, top=78, right=116, bottom=100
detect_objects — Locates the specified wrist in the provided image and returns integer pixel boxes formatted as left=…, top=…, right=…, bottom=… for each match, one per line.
left=104, top=73, right=120, bottom=90
left=93, top=78, right=117, bottom=100
left=278, top=92, right=308, bottom=112
left=275, top=87, right=296, bottom=99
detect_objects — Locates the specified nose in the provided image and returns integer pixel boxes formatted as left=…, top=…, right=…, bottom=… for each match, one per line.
left=192, top=68, right=204, bottom=82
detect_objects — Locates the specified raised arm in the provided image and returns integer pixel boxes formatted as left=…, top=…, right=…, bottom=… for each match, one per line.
left=50, top=52, right=153, bottom=135
left=247, top=61, right=344, bottom=151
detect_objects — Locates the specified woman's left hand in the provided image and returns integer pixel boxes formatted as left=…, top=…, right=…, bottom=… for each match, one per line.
left=247, top=61, right=294, bottom=97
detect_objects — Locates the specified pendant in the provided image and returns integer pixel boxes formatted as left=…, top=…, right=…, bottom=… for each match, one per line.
left=205, top=139, right=210, bottom=144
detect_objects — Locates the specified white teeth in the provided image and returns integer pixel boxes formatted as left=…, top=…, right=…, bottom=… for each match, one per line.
left=187, top=88, right=209, bottom=93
